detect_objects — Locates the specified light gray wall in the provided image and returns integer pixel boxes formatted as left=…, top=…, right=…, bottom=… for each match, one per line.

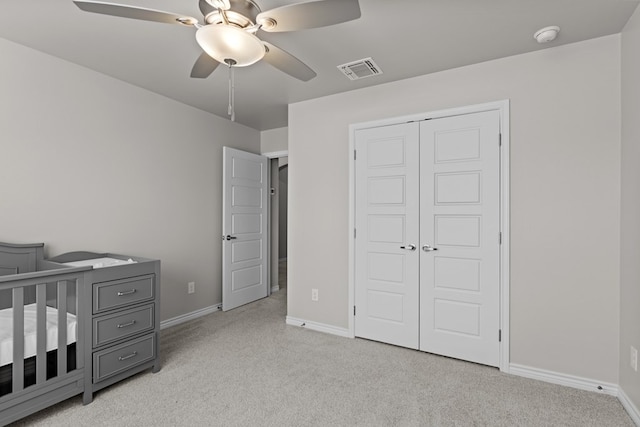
left=288, top=35, right=621, bottom=384
left=0, top=38, right=261, bottom=322
left=260, top=127, right=288, bottom=154
left=620, top=4, right=640, bottom=411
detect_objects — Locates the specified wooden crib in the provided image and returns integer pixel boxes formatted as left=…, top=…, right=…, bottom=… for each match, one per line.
left=0, top=242, right=90, bottom=426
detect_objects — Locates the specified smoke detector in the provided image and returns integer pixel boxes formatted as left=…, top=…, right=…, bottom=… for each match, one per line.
left=534, top=26, right=560, bottom=43
left=337, top=57, right=383, bottom=81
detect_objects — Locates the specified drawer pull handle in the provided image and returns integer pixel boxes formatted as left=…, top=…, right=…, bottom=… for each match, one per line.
left=117, top=320, right=136, bottom=329
left=118, top=351, right=138, bottom=361
left=117, top=289, right=137, bottom=296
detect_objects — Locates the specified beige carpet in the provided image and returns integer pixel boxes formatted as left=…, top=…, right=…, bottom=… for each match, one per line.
left=10, top=287, right=634, bottom=426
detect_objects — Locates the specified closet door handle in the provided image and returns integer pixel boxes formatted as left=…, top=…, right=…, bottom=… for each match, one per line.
left=422, top=244, right=438, bottom=252
left=224, top=235, right=237, bottom=241
left=400, top=244, right=416, bottom=251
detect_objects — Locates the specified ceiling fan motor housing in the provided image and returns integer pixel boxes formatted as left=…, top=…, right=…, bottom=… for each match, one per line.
left=200, top=0, right=261, bottom=27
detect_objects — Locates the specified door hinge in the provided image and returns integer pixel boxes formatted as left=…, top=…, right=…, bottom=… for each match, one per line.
left=499, top=329, right=502, bottom=342
left=354, top=306, right=356, bottom=316
left=354, top=150, right=357, bottom=161
left=499, top=232, right=502, bottom=244
left=354, top=228, right=356, bottom=238
left=499, top=133, right=502, bottom=147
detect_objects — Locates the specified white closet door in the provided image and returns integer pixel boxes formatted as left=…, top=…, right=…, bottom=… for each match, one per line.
left=419, top=111, right=501, bottom=366
left=354, top=123, right=420, bottom=349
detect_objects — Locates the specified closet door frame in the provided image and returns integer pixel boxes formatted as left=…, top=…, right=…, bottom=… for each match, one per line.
left=348, top=100, right=511, bottom=372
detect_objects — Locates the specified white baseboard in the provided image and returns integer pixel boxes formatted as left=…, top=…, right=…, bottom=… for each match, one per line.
left=509, top=363, right=618, bottom=396
left=160, top=304, right=222, bottom=330
left=271, top=285, right=280, bottom=293
left=619, top=387, right=640, bottom=426
left=286, top=316, right=351, bottom=338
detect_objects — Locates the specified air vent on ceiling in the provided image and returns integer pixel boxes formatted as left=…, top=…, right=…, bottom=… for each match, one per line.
left=337, top=57, right=383, bottom=81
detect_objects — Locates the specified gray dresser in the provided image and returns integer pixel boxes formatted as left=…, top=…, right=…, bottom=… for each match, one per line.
left=47, top=251, right=161, bottom=404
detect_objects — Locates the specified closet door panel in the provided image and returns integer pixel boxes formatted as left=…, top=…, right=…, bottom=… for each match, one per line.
left=419, top=110, right=501, bottom=367
left=354, top=123, right=420, bottom=349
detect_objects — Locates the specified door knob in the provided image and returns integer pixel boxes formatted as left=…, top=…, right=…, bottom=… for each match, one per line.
left=400, top=244, right=416, bottom=251
left=422, top=244, right=438, bottom=252
left=223, top=235, right=237, bottom=241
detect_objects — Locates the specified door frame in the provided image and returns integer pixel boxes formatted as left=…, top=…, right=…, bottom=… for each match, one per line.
left=263, top=150, right=289, bottom=293
left=348, top=100, right=511, bottom=372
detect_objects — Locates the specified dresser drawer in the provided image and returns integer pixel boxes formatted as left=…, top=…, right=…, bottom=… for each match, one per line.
left=93, top=334, right=155, bottom=383
left=93, top=304, right=154, bottom=348
left=93, top=274, right=154, bottom=313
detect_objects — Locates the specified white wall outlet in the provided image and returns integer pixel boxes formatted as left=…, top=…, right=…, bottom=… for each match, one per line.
left=188, top=281, right=195, bottom=294
left=311, top=288, right=319, bottom=301
left=631, top=346, right=638, bottom=372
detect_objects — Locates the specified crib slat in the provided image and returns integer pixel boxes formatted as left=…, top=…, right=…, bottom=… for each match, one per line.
left=57, top=281, right=67, bottom=376
left=73, top=279, right=82, bottom=370
left=12, top=288, right=24, bottom=393
left=36, top=284, right=47, bottom=384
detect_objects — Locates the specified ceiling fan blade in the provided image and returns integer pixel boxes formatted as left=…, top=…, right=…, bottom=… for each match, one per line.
left=191, top=52, right=220, bottom=78
left=73, top=1, right=198, bottom=25
left=257, top=0, right=360, bottom=32
left=262, top=42, right=316, bottom=82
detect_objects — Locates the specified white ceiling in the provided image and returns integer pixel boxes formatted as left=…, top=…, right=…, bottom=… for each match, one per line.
left=1, top=0, right=638, bottom=130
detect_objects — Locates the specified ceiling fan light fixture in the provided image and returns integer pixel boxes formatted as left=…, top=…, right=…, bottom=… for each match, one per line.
left=196, top=25, right=265, bottom=66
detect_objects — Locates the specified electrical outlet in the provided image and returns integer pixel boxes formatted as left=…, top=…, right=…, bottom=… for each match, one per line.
left=311, top=288, right=319, bottom=301
left=631, top=346, right=638, bottom=372
left=188, top=282, right=195, bottom=294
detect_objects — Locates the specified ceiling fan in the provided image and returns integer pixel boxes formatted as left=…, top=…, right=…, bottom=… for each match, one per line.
left=74, top=0, right=360, bottom=120
left=73, top=0, right=361, bottom=81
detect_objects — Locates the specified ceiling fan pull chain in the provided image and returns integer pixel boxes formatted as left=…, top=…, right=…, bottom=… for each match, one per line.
left=227, top=61, right=236, bottom=122
left=227, top=63, right=232, bottom=116
left=231, top=63, right=235, bottom=122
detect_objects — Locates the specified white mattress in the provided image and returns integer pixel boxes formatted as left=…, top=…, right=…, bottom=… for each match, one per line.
left=63, top=257, right=136, bottom=269
left=0, top=304, right=77, bottom=367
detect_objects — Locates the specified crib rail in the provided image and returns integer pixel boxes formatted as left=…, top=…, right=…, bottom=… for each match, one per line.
left=0, top=267, right=89, bottom=395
